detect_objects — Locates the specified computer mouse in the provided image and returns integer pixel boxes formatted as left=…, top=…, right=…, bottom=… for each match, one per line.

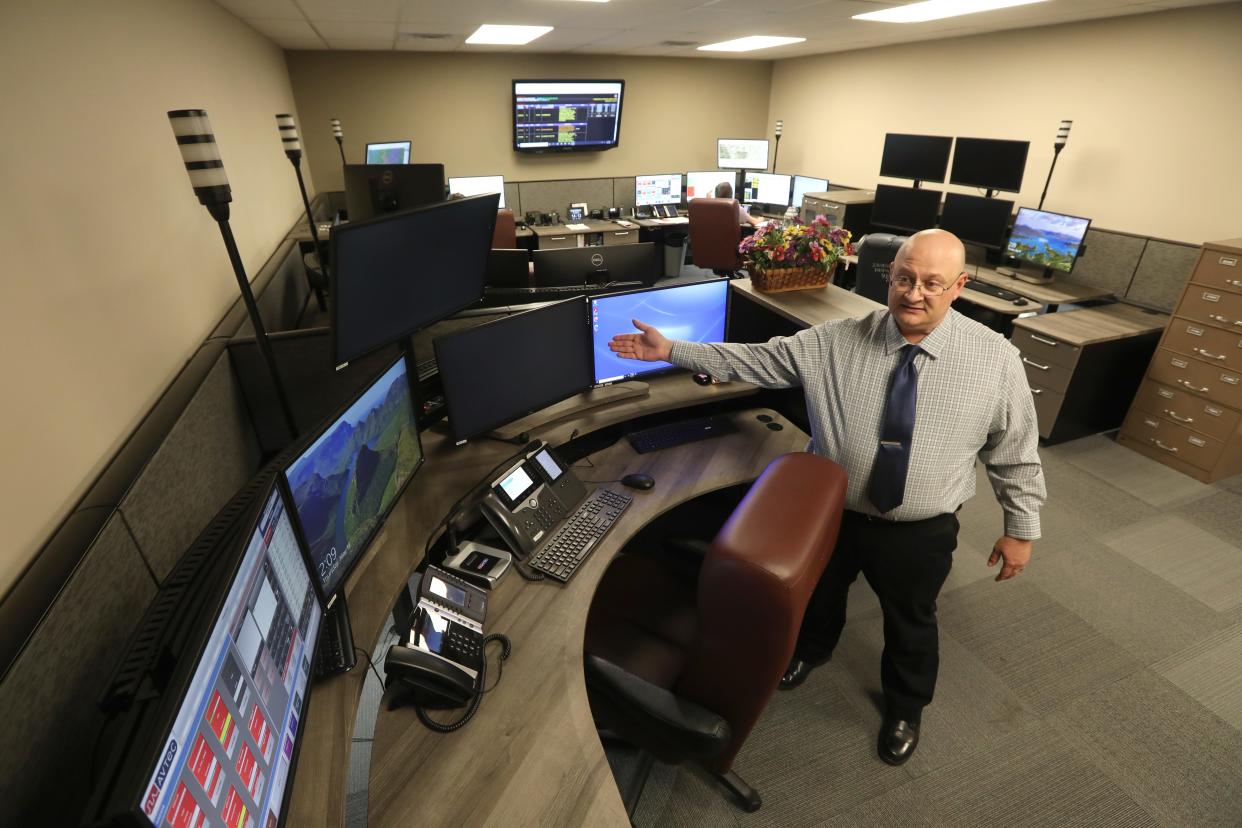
left=1013, top=298, right=1029, bottom=306
left=620, top=473, right=655, bottom=491
left=692, top=372, right=712, bottom=386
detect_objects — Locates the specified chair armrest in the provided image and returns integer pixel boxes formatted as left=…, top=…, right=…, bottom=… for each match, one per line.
left=584, top=654, right=731, bottom=763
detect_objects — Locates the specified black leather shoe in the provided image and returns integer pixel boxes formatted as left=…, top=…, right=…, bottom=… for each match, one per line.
left=778, top=659, right=815, bottom=691
left=877, top=718, right=920, bottom=765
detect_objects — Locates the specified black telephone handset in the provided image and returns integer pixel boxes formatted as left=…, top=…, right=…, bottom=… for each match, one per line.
left=385, top=643, right=477, bottom=709
left=478, top=446, right=587, bottom=558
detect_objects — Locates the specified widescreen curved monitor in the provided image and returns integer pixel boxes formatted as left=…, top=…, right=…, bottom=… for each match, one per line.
left=513, top=80, right=624, bottom=153
left=591, top=279, right=729, bottom=385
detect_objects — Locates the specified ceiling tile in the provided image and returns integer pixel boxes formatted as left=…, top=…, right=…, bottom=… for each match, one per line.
left=213, top=0, right=304, bottom=20
left=313, top=20, right=399, bottom=39
left=297, top=0, right=399, bottom=23
left=245, top=18, right=319, bottom=39
left=322, top=37, right=397, bottom=50
left=280, top=37, right=333, bottom=50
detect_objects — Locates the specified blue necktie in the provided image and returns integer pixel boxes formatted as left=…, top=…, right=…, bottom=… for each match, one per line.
left=869, top=344, right=922, bottom=514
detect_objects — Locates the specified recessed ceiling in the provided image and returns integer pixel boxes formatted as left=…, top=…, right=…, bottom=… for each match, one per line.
left=214, top=0, right=1232, bottom=58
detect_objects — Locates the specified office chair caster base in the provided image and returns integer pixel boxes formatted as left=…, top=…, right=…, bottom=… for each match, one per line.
left=715, top=769, right=762, bottom=812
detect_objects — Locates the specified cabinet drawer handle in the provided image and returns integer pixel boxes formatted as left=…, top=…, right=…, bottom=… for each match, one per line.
left=1178, top=379, right=1209, bottom=393
left=1152, top=439, right=1178, bottom=453
left=613, top=231, right=630, bottom=236
left=549, top=236, right=568, bottom=241
left=1208, top=314, right=1231, bottom=324
left=1022, top=357, right=1050, bottom=371
left=1229, top=279, right=1242, bottom=288
left=1030, top=334, right=1059, bottom=347
left=1193, top=347, right=1226, bottom=361
left=1030, top=388, right=1043, bottom=396
left=1164, top=409, right=1193, bottom=423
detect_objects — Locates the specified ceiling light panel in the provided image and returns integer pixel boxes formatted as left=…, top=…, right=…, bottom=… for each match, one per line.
left=853, top=0, right=1049, bottom=24
left=465, top=24, right=555, bottom=45
left=697, top=35, right=806, bottom=52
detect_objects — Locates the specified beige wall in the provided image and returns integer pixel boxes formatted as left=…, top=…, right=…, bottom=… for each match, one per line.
left=0, top=0, right=309, bottom=594
left=767, top=4, right=1242, bottom=244
left=286, top=51, right=773, bottom=192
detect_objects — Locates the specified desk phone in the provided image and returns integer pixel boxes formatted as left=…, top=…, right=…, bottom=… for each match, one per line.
left=479, top=444, right=587, bottom=558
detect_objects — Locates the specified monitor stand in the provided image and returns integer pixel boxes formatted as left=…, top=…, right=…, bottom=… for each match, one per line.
left=486, top=381, right=651, bottom=441
left=1011, top=266, right=1056, bottom=286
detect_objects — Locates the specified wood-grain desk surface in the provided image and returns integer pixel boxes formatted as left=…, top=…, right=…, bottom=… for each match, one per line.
left=284, top=374, right=805, bottom=827
left=1011, top=302, right=1169, bottom=346
left=531, top=219, right=625, bottom=237
left=730, top=277, right=885, bottom=328
left=970, top=264, right=1113, bottom=306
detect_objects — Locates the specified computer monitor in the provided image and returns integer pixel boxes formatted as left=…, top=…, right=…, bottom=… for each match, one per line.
left=484, top=249, right=531, bottom=289
left=717, top=138, right=769, bottom=170
left=342, top=163, right=445, bottom=222
left=283, top=354, right=424, bottom=602
left=635, top=173, right=683, bottom=207
left=870, top=184, right=942, bottom=234
left=950, top=137, right=1030, bottom=193
left=331, top=193, right=497, bottom=365
left=532, top=243, right=659, bottom=288
left=879, top=133, right=953, bottom=183
left=740, top=171, right=792, bottom=208
left=1006, top=207, right=1092, bottom=274
left=685, top=170, right=738, bottom=201
left=513, top=80, right=624, bottom=153
left=86, top=480, right=322, bottom=828
left=448, top=174, right=506, bottom=208
left=591, top=279, right=729, bottom=385
left=366, top=140, right=411, bottom=164
left=434, top=297, right=593, bottom=441
left=792, top=175, right=829, bottom=208
left=938, top=192, right=1015, bottom=249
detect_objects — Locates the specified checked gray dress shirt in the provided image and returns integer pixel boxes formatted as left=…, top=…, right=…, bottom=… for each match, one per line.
left=669, top=308, right=1046, bottom=539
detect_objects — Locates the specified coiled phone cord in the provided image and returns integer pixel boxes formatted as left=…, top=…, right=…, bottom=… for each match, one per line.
left=414, top=633, right=512, bottom=733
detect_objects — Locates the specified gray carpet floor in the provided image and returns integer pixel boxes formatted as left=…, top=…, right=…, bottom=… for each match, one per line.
left=618, top=433, right=1242, bottom=827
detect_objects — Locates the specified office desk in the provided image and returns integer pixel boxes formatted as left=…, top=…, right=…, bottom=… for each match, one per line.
left=532, top=220, right=638, bottom=250
left=285, top=375, right=783, bottom=826
left=730, top=277, right=884, bottom=329
left=970, top=265, right=1112, bottom=310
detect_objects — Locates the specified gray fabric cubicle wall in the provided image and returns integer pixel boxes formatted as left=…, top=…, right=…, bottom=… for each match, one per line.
left=1051, top=227, right=1200, bottom=313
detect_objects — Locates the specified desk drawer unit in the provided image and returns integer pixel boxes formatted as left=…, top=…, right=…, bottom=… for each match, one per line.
left=1120, top=410, right=1225, bottom=471
left=603, top=229, right=638, bottom=246
left=1011, top=328, right=1081, bottom=371
left=539, top=233, right=578, bottom=250
left=1029, top=385, right=1066, bottom=439
left=1163, top=318, right=1242, bottom=373
left=1130, top=380, right=1241, bottom=444
left=1019, top=353, right=1074, bottom=395
left=1120, top=237, right=1242, bottom=481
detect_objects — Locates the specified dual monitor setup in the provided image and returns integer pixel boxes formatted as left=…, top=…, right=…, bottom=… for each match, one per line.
left=873, top=133, right=1090, bottom=280
left=87, top=351, right=426, bottom=827
left=635, top=171, right=827, bottom=213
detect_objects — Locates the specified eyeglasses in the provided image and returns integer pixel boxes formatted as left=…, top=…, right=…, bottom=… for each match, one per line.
left=888, top=275, right=951, bottom=296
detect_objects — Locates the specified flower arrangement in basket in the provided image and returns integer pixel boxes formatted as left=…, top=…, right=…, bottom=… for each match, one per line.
left=739, top=216, right=854, bottom=293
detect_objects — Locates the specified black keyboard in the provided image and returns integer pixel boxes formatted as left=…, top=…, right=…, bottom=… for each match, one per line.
left=416, top=357, right=438, bottom=383
left=529, top=488, right=632, bottom=583
left=314, top=601, right=357, bottom=679
left=627, top=415, right=740, bottom=454
left=963, top=280, right=1021, bottom=301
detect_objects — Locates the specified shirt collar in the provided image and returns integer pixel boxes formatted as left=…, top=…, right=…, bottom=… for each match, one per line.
left=883, top=310, right=954, bottom=359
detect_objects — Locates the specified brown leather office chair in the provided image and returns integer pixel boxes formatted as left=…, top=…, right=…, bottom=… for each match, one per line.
left=492, top=208, right=517, bottom=249
left=688, top=197, right=744, bottom=275
left=583, top=452, right=847, bottom=813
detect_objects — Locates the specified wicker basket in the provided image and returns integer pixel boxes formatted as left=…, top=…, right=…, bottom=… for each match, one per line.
left=749, top=262, right=837, bottom=293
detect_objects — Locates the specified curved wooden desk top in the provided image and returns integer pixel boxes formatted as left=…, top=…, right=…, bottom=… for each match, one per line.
left=285, top=373, right=811, bottom=826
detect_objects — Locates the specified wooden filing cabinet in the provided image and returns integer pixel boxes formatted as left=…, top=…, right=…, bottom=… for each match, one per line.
left=1119, top=237, right=1242, bottom=481
left=1010, top=304, right=1167, bottom=443
left=800, top=190, right=874, bottom=239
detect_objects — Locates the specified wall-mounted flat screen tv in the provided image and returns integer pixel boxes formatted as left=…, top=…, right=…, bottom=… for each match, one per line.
left=513, top=80, right=624, bottom=153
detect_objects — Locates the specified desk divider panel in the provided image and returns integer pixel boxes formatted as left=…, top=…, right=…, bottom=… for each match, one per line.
left=503, top=182, right=522, bottom=217
left=233, top=240, right=313, bottom=338
left=0, top=512, right=157, bottom=827
left=1062, top=228, right=1147, bottom=298
left=612, top=176, right=636, bottom=212
left=518, top=177, right=614, bottom=217
left=1126, top=239, right=1200, bottom=312
left=120, top=349, right=263, bottom=582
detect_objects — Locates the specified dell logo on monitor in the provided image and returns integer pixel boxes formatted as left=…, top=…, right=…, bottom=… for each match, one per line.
left=591, top=253, right=605, bottom=268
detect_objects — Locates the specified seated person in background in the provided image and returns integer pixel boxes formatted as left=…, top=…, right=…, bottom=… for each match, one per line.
left=714, top=181, right=763, bottom=227
left=608, top=228, right=1045, bottom=768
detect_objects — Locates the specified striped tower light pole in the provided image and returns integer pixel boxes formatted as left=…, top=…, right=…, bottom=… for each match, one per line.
left=168, top=109, right=298, bottom=441
left=276, top=113, right=327, bottom=278
left=330, top=117, right=346, bottom=165
left=1038, top=120, right=1072, bottom=211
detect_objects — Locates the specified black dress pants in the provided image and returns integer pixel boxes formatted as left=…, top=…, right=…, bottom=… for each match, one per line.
left=795, top=510, right=958, bottom=723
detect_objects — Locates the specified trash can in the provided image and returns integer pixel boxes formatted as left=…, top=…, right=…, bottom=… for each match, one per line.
left=663, top=232, right=687, bottom=278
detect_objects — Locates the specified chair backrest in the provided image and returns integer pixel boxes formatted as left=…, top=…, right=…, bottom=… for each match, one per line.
left=856, top=232, right=908, bottom=303
left=689, top=198, right=743, bottom=272
left=492, top=208, right=517, bottom=249
left=674, top=452, right=847, bottom=773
